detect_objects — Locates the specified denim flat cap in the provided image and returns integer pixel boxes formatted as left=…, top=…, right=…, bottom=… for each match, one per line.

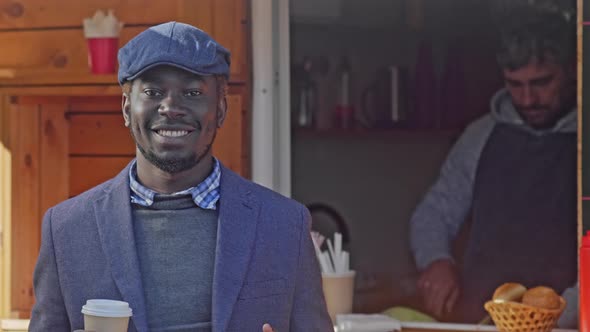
left=117, top=21, right=231, bottom=85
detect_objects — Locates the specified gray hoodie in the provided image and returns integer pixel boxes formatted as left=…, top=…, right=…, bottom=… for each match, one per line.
left=409, top=88, right=577, bottom=326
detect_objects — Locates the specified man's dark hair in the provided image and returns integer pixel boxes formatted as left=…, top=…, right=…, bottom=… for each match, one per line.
left=496, top=8, right=575, bottom=70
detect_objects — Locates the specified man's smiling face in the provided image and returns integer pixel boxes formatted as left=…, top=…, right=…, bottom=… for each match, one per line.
left=123, top=65, right=226, bottom=174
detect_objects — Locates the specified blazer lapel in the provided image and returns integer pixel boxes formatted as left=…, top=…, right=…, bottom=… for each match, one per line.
left=212, top=166, right=259, bottom=332
left=93, top=164, right=148, bottom=332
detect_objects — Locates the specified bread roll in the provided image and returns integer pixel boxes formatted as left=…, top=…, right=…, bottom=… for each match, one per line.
left=492, top=282, right=527, bottom=302
left=522, top=286, right=561, bottom=309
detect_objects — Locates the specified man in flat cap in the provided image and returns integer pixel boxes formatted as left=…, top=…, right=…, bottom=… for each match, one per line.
left=29, top=22, right=332, bottom=332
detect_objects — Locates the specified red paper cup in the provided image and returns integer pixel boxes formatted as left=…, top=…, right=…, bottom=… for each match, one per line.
left=87, top=37, right=119, bottom=74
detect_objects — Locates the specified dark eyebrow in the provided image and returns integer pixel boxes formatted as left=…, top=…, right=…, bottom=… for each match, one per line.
left=191, top=75, right=206, bottom=83
left=505, top=79, right=522, bottom=86
left=185, top=77, right=207, bottom=86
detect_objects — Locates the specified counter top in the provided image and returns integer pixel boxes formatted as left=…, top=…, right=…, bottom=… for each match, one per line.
left=400, top=322, right=577, bottom=332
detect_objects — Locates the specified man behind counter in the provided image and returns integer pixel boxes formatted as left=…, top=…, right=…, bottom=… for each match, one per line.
left=409, top=9, right=577, bottom=323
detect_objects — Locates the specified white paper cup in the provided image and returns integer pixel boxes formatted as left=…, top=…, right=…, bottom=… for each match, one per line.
left=322, top=270, right=356, bottom=323
left=82, top=299, right=132, bottom=332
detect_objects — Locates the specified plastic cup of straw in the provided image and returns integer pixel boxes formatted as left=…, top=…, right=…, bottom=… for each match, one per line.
left=322, top=270, right=356, bottom=323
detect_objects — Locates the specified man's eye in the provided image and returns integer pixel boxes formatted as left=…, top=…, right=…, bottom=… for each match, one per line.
left=144, top=89, right=163, bottom=97
left=506, top=81, right=522, bottom=88
left=533, top=78, right=552, bottom=87
left=185, top=91, right=202, bottom=97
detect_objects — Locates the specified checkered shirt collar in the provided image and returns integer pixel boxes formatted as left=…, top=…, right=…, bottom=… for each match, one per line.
left=128, top=158, right=221, bottom=210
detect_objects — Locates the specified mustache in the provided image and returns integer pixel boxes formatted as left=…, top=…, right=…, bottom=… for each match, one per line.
left=514, top=104, right=549, bottom=112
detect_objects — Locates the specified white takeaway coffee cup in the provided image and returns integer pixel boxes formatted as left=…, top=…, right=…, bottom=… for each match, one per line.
left=81, top=299, right=133, bottom=332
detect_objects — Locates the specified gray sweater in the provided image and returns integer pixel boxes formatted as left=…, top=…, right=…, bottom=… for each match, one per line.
left=133, top=194, right=218, bottom=331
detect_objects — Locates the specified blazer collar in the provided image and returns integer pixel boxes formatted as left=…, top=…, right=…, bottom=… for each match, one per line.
left=212, top=165, right=260, bottom=331
left=93, top=162, right=149, bottom=332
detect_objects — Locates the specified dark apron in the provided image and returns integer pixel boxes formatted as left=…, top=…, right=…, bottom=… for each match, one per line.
left=453, top=123, right=577, bottom=322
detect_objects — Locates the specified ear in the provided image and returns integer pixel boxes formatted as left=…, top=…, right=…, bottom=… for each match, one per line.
left=216, top=96, right=228, bottom=128
left=122, top=93, right=131, bottom=127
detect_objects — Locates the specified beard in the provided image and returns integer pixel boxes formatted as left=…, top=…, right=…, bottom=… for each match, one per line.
left=130, top=125, right=216, bottom=174
left=515, top=98, right=575, bottom=129
left=137, top=144, right=202, bottom=174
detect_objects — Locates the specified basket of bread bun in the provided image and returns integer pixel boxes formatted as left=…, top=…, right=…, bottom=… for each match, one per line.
left=483, top=283, right=566, bottom=332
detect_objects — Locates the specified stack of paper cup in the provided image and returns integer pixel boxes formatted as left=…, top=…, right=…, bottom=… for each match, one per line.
left=322, top=270, right=356, bottom=323
left=83, top=10, right=124, bottom=74
left=81, top=299, right=132, bottom=332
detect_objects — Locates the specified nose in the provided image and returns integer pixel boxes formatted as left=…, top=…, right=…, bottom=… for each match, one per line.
left=521, top=86, right=539, bottom=108
left=158, top=94, right=187, bottom=119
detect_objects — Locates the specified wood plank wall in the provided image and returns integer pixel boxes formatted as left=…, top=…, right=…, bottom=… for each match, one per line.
left=0, top=0, right=250, bottom=318
left=0, top=95, right=12, bottom=318
left=0, top=0, right=247, bottom=83
left=9, top=99, right=41, bottom=314
left=581, top=0, right=589, bottom=235
left=577, top=0, right=583, bottom=261
left=66, top=96, right=134, bottom=196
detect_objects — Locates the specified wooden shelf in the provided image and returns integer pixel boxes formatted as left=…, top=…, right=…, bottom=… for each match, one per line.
left=0, top=68, right=118, bottom=86
left=0, top=69, right=248, bottom=87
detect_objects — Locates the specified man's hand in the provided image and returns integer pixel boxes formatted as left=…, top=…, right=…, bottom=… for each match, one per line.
left=417, top=259, right=460, bottom=318
left=262, top=323, right=275, bottom=332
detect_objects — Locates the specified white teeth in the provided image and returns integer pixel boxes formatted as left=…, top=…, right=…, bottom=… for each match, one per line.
left=157, top=130, right=189, bottom=137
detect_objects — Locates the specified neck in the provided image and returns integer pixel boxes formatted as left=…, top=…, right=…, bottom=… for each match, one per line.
left=135, top=153, right=214, bottom=194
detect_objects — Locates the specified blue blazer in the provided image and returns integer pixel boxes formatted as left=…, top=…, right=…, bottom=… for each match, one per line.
left=29, top=162, right=333, bottom=331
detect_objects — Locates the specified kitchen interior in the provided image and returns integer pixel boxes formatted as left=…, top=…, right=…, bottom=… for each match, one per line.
left=288, top=0, right=576, bottom=323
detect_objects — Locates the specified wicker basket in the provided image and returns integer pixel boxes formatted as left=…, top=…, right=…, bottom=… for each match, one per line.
left=484, top=297, right=566, bottom=332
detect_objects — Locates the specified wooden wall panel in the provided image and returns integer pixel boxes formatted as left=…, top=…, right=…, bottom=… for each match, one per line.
left=213, top=0, right=248, bottom=81
left=215, top=94, right=244, bottom=173
left=179, top=0, right=214, bottom=33
left=0, top=85, right=123, bottom=96
left=0, top=94, right=12, bottom=318
left=0, top=26, right=144, bottom=75
left=69, top=114, right=135, bottom=156
left=0, top=0, right=215, bottom=29
left=228, top=85, right=250, bottom=178
left=10, top=102, right=39, bottom=317
left=578, top=0, right=583, bottom=244
left=582, top=0, right=590, bottom=233
left=1, top=0, right=249, bottom=318
left=40, top=104, right=69, bottom=214
left=69, top=156, right=133, bottom=197
left=0, top=0, right=248, bottom=85
left=68, top=96, right=121, bottom=112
